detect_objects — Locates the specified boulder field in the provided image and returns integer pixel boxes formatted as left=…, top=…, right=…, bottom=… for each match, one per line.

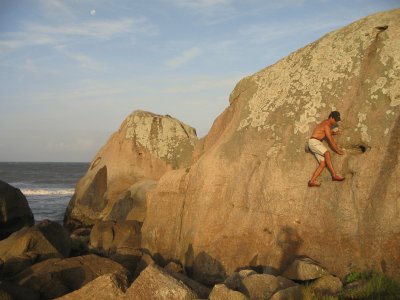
left=64, top=7, right=400, bottom=285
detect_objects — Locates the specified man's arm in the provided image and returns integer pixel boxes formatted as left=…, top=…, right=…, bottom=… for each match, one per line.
left=324, top=124, right=344, bottom=154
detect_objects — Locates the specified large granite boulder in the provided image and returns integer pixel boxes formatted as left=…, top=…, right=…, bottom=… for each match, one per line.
left=141, top=8, right=400, bottom=281
left=0, top=180, right=34, bottom=240
left=0, top=220, right=71, bottom=278
left=64, top=111, right=198, bottom=230
left=12, top=254, right=131, bottom=299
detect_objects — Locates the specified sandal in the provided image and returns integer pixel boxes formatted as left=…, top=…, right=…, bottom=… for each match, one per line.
left=308, top=180, right=321, bottom=187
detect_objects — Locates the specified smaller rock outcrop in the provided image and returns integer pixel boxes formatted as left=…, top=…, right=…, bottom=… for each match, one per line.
left=64, top=111, right=198, bottom=230
left=124, top=264, right=198, bottom=300
left=0, top=220, right=71, bottom=278
left=0, top=180, right=34, bottom=240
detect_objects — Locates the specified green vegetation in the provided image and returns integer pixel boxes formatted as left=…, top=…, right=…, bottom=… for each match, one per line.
left=300, top=271, right=400, bottom=300
left=342, top=270, right=400, bottom=300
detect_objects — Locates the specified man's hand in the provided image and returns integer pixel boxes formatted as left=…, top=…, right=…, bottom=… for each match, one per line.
left=337, top=148, right=345, bottom=155
left=331, top=128, right=340, bottom=135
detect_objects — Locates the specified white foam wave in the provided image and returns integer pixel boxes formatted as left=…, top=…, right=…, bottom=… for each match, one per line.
left=21, top=188, right=75, bottom=196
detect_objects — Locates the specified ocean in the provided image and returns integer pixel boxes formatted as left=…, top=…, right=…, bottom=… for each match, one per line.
left=0, top=162, right=89, bottom=224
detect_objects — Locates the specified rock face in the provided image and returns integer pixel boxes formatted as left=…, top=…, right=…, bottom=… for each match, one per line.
left=64, top=111, right=198, bottom=230
left=0, top=180, right=34, bottom=240
left=0, top=220, right=71, bottom=278
left=141, top=9, right=400, bottom=281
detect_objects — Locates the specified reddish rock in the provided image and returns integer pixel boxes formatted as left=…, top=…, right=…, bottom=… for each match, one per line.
left=141, top=9, right=400, bottom=281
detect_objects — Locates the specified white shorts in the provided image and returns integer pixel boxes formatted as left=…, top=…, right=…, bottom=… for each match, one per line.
left=308, top=138, right=328, bottom=162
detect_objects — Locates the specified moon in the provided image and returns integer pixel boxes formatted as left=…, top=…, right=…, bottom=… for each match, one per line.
left=90, top=9, right=96, bottom=16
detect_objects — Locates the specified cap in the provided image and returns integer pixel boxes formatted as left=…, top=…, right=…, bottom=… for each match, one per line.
left=329, top=111, right=341, bottom=122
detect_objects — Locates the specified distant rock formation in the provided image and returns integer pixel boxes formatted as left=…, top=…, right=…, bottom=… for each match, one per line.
left=141, top=8, right=400, bottom=281
left=64, top=111, right=198, bottom=230
left=0, top=180, right=34, bottom=240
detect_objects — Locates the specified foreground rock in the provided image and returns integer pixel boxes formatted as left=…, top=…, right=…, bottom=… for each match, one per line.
left=282, top=257, right=328, bottom=281
left=309, top=274, right=343, bottom=295
left=64, top=111, right=198, bottom=230
left=0, top=180, right=34, bottom=240
left=209, top=284, right=247, bottom=300
left=89, top=220, right=142, bottom=273
left=0, top=220, right=71, bottom=278
left=56, top=273, right=129, bottom=300
left=239, top=274, right=297, bottom=299
left=270, top=286, right=302, bottom=300
left=141, top=9, right=400, bottom=280
left=12, top=254, right=131, bottom=299
left=125, top=265, right=198, bottom=300
left=0, top=281, right=40, bottom=300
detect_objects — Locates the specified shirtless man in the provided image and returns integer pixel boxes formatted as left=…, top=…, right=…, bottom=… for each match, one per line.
left=308, top=111, right=345, bottom=187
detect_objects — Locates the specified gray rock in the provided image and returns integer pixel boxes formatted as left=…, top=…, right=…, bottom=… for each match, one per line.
left=0, top=181, right=34, bottom=240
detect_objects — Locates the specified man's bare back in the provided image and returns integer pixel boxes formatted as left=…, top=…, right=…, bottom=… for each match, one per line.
left=311, top=120, right=343, bottom=154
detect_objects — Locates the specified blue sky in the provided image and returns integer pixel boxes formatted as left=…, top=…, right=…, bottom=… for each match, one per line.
left=0, top=0, right=398, bottom=162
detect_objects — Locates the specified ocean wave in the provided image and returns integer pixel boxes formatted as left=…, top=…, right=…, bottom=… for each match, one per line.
left=21, top=188, right=75, bottom=196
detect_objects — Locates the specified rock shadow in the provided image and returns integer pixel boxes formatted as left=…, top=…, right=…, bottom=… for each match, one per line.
left=366, top=113, right=400, bottom=226
left=277, top=226, right=303, bottom=273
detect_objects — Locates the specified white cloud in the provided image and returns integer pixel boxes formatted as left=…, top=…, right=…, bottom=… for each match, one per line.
left=238, top=18, right=345, bottom=45
left=39, top=0, right=73, bottom=16
left=169, top=0, right=233, bottom=8
left=0, top=17, right=157, bottom=52
left=162, top=75, right=239, bottom=94
left=165, top=47, right=200, bottom=68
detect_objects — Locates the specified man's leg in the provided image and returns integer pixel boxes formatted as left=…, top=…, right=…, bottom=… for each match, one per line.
left=309, top=160, right=325, bottom=186
left=324, top=151, right=345, bottom=180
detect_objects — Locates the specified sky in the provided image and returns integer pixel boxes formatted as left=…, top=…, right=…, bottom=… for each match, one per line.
left=0, top=0, right=399, bottom=162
